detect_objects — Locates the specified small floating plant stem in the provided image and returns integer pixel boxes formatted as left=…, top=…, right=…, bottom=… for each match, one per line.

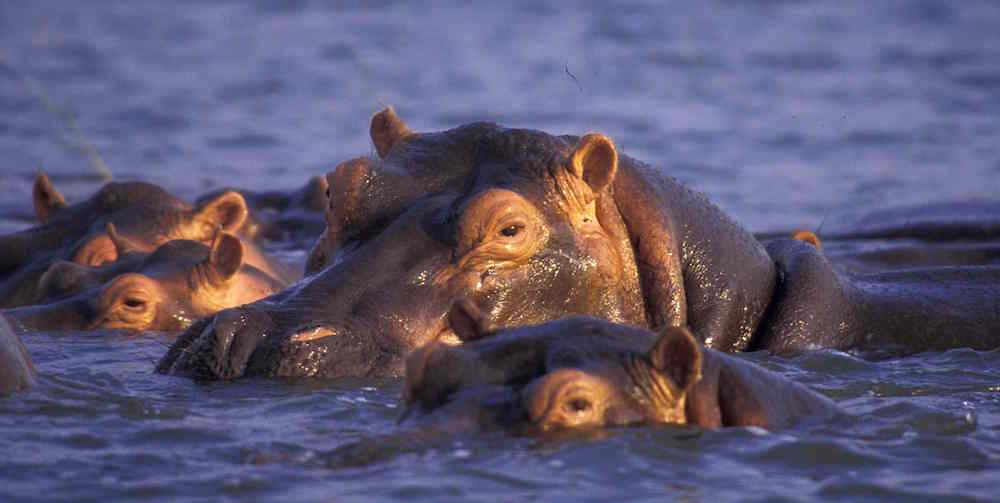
left=0, top=59, right=113, bottom=181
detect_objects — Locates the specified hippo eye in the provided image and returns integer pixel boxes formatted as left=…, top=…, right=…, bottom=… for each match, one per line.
left=566, top=397, right=592, bottom=414
left=499, top=225, right=521, bottom=238
left=123, top=297, right=147, bottom=310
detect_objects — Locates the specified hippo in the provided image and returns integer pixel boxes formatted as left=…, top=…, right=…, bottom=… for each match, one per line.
left=753, top=235, right=1000, bottom=354
left=0, top=174, right=297, bottom=308
left=158, top=109, right=1000, bottom=380
left=401, top=308, right=837, bottom=433
left=0, top=316, right=34, bottom=394
left=2, top=231, right=285, bottom=333
left=193, top=175, right=328, bottom=249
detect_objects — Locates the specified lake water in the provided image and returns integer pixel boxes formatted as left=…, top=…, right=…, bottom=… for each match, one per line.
left=1, top=1, right=999, bottom=501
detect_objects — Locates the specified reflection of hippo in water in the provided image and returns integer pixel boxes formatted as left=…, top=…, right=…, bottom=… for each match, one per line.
left=0, top=175, right=297, bottom=308
left=0, top=317, right=34, bottom=394
left=401, top=310, right=837, bottom=433
left=2, top=232, right=285, bottom=333
left=159, top=109, right=1000, bottom=380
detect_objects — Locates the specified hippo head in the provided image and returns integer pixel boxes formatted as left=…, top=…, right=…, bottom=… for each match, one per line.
left=0, top=175, right=250, bottom=308
left=35, top=174, right=248, bottom=267
left=401, top=309, right=703, bottom=434
left=3, top=232, right=283, bottom=333
left=159, top=108, right=648, bottom=379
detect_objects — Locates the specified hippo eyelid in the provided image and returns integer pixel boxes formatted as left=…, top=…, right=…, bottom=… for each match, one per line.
left=123, top=296, right=148, bottom=309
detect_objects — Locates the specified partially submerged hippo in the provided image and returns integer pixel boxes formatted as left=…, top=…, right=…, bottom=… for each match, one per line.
left=0, top=316, right=34, bottom=394
left=159, top=109, right=1000, bottom=380
left=194, top=175, right=328, bottom=249
left=3, top=232, right=285, bottom=333
left=754, top=235, right=1000, bottom=353
left=0, top=174, right=296, bottom=308
left=402, top=310, right=837, bottom=433
left=160, top=108, right=775, bottom=379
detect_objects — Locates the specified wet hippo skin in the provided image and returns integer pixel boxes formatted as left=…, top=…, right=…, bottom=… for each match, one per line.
left=754, top=236, right=1000, bottom=354
left=401, top=311, right=837, bottom=433
left=159, top=109, right=1000, bottom=380
left=159, top=107, right=779, bottom=379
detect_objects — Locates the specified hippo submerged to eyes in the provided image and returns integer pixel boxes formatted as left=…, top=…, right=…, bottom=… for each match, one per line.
left=159, top=108, right=1000, bottom=381
left=2, top=231, right=285, bottom=333
left=400, top=309, right=837, bottom=433
left=0, top=174, right=298, bottom=309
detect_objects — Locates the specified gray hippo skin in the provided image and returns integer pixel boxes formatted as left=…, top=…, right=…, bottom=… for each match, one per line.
left=402, top=310, right=837, bottom=433
left=0, top=316, right=34, bottom=394
left=159, top=109, right=1000, bottom=380
left=159, top=108, right=777, bottom=379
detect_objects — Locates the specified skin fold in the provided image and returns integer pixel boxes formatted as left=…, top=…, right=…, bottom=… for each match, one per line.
left=2, top=232, right=286, bottom=333
left=158, top=109, right=1000, bottom=380
left=401, top=310, right=838, bottom=434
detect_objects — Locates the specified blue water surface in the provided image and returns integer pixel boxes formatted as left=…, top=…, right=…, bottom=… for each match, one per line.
left=1, top=1, right=999, bottom=501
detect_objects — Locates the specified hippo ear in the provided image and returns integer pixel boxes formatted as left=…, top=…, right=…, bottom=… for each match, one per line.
left=791, top=230, right=822, bottom=251
left=33, top=172, right=68, bottom=223
left=105, top=223, right=140, bottom=257
left=648, top=326, right=703, bottom=392
left=37, top=260, right=90, bottom=302
left=207, top=232, right=245, bottom=282
left=370, top=107, right=411, bottom=158
left=569, top=134, right=618, bottom=195
left=193, top=191, right=248, bottom=235
left=302, top=175, right=329, bottom=213
left=447, top=298, right=491, bottom=342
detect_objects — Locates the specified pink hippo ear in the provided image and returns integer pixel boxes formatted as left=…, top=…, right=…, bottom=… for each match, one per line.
left=370, top=106, right=412, bottom=158
left=647, top=326, right=703, bottom=392
left=790, top=230, right=822, bottom=251
left=33, top=172, right=68, bottom=223
left=193, top=191, right=248, bottom=236
left=207, top=232, right=245, bottom=283
left=447, top=298, right=491, bottom=342
left=569, top=133, right=618, bottom=195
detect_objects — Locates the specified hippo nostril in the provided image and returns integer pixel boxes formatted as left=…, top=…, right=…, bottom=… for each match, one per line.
left=447, top=298, right=490, bottom=342
left=209, top=309, right=246, bottom=357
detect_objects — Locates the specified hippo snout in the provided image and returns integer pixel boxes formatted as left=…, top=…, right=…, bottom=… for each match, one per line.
left=157, top=307, right=275, bottom=379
